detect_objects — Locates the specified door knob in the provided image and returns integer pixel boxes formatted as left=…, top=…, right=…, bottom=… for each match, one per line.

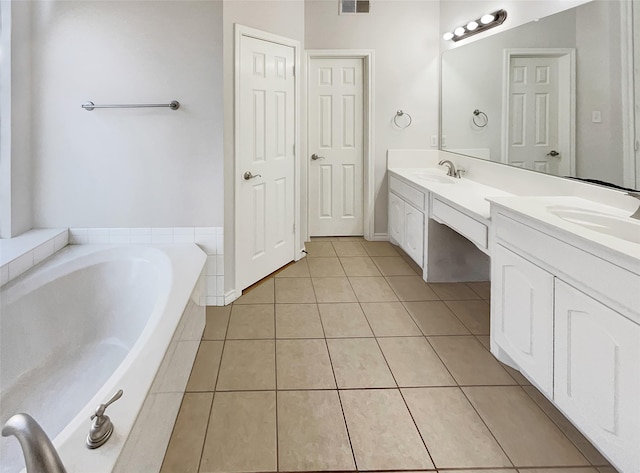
left=243, top=171, right=262, bottom=180
left=547, top=150, right=560, bottom=157
left=311, top=154, right=325, bottom=161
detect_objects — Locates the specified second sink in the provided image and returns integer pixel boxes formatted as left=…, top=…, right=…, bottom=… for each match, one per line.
left=546, top=205, right=640, bottom=244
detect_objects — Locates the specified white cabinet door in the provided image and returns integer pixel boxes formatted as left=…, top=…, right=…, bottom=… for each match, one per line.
left=492, top=244, right=554, bottom=396
left=554, top=280, right=640, bottom=473
left=404, top=201, right=424, bottom=266
left=388, top=192, right=405, bottom=247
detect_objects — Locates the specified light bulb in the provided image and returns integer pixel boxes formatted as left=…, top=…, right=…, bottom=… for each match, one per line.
left=454, top=26, right=466, bottom=37
left=442, top=31, right=454, bottom=41
left=481, top=13, right=495, bottom=24
left=467, top=21, right=478, bottom=31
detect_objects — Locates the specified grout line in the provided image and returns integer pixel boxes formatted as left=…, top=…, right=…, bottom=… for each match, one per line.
left=318, top=302, right=359, bottom=470
left=274, top=298, right=279, bottom=472
left=194, top=390, right=216, bottom=473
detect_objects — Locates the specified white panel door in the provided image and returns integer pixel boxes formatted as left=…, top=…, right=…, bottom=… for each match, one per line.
left=237, top=35, right=295, bottom=291
left=508, top=56, right=567, bottom=175
left=492, top=244, right=554, bottom=396
left=309, top=57, right=364, bottom=236
left=554, top=280, right=640, bottom=473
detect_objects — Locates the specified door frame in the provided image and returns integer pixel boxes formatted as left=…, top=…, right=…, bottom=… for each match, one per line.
left=305, top=50, right=375, bottom=241
left=501, top=48, right=576, bottom=176
left=234, top=24, right=301, bottom=294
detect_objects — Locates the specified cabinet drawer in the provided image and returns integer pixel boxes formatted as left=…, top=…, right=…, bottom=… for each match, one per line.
left=432, top=198, right=488, bottom=250
left=494, top=212, right=640, bottom=324
left=389, top=175, right=425, bottom=211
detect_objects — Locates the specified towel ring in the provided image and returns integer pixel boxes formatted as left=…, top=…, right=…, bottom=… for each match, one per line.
left=472, top=109, right=488, bottom=128
left=394, top=110, right=412, bottom=129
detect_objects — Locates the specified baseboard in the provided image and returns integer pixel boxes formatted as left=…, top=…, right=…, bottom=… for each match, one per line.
left=224, top=290, right=237, bottom=306
left=372, top=232, right=389, bottom=241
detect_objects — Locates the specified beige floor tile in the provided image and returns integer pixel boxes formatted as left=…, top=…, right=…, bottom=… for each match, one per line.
left=332, top=241, right=368, bottom=256
left=278, top=390, right=355, bottom=471
left=386, top=275, right=439, bottom=301
left=337, top=236, right=365, bottom=241
left=438, top=470, right=517, bottom=473
left=186, top=341, right=224, bottom=392
left=318, top=303, right=374, bottom=338
left=308, top=257, right=346, bottom=277
left=226, top=304, right=275, bottom=339
left=519, top=469, right=598, bottom=473
left=276, top=339, right=336, bottom=389
left=200, top=391, right=276, bottom=473
left=464, top=386, right=590, bottom=467
left=327, top=338, right=396, bottom=388
left=378, top=337, right=455, bottom=387
left=305, top=241, right=337, bottom=257
left=360, top=302, right=422, bottom=336
left=523, top=386, right=610, bottom=466
left=275, top=278, right=316, bottom=303
left=404, top=301, right=470, bottom=335
left=445, top=300, right=491, bottom=335
left=203, top=306, right=231, bottom=340
left=429, top=282, right=481, bottom=300
left=476, top=335, right=491, bottom=350
left=312, top=277, right=357, bottom=302
left=160, top=392, right=213, bottom=473
left=503, top=364, right=531, bottom=385
left=429, top=336, right=516, bottom=385
left=597, top=467, right=619, bottom=473
left=216, top=340, right=275, bottom=391
left=340, top=389, right=434, bottom=470
left=467, top=281, right=491, bottom=299
left=235, top=278, right=275, bottom=304
left=340, top=256, right=382, bottom=276
left=275, top=259, right=310, bottom=278
left=372, top=256, right=419, bottom=276
left=275, top=304, right=324, bottom=338
left=361, top=240, right=400, bottom=256
left=349, top=277, right=399, bottom=302
left=402, top=387, right=512, bottom=468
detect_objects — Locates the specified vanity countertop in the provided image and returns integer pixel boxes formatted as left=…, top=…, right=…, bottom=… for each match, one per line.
left=488, top=195, right=640, bottom=269
left=388, top=167, right=513, bottom=220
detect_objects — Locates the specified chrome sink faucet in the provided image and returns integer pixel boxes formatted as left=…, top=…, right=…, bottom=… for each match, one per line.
left=626, top=192, right=640, bottom=219
left=2, top=413, right=67, bottom=473
left=438, top=159, right=465, bottom=179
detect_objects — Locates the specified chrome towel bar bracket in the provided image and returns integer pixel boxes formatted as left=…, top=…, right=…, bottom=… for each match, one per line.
left=82, top=101, right=180, bottom=111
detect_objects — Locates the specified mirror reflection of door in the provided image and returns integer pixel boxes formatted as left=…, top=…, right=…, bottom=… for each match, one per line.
left=503, top=50, right=575, bottom=177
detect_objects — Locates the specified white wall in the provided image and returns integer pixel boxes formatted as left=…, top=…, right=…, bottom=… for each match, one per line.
left=1, top=1, right=34, bottom=238
left=305, top=0, right=440, bottom=236
left=30, top=1, right=224, bottom=228
left=222, top=0, right=305, bottom=295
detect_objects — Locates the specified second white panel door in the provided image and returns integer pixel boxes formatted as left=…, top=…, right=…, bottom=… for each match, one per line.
left=309, top=57, right=364, bottom=236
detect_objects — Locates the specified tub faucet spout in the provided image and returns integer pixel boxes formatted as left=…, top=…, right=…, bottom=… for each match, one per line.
left=2, top=413, right=67, bottom=473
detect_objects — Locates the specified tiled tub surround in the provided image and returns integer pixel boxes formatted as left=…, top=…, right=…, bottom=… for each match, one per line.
left=0, top=228, right=69, bottom=286
left=69, top=227, right=225, bottom=306
left=0, top=244, right=206, bottom=473
left=159, top=239, right=615, bottom=473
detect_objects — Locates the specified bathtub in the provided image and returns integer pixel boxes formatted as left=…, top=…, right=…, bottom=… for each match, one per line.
left=0, top=244, right=207, bottom=473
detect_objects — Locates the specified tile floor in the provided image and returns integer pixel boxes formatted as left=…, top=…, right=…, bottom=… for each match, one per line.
left=160, top=239, right=616, bottom=473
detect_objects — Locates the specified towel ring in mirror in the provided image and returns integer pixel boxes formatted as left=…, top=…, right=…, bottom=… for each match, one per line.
left=472, top=109, right=488, bottom=127
left=394, top=110, right=412, bottom=129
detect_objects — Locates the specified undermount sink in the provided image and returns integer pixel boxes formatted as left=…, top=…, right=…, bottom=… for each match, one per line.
left=546, top=205, right=640, bottom=244
left=412, top=170, right=456, bottom=184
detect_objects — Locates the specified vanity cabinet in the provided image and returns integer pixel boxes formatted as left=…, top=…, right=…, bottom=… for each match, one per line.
left=554, top=280, right=640, bottom=472
left=491, top=207, right=640, bottom=473
left=388, top=176, right=425, bottom=267
left=492, top=244, right=554, bottom=396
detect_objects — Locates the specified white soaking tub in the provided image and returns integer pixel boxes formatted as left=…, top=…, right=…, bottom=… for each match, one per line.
left=0, top=244, right=207, bottom=473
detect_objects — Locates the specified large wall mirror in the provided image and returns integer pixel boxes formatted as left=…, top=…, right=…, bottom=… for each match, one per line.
left=441, top=0, right=639, bottom=190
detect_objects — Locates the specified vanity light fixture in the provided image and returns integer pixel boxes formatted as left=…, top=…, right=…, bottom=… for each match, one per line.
left=442, top=9, right=507, bottom=42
